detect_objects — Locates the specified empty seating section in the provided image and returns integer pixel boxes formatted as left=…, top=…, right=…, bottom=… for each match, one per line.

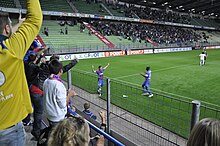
left=103, top=3, right=126, bottom=17
left=72, top=0, right=109, bottom=15
left=0, top=0, right=16, bottom=8
left=19, top=0, right=73, bottom=12
left=40, top=20, right=141, bottom=50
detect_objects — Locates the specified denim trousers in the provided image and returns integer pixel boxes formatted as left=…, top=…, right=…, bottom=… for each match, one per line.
left=142, top=80, right=152, bottom=94
left=0, top=122, right=26, bottom=146
left=30, top=92, right=44, bottom=136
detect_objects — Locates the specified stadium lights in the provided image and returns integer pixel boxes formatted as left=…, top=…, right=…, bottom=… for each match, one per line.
left=179, top=5, right=183, bottom=8
left=152, top=2, right=156, bottom=4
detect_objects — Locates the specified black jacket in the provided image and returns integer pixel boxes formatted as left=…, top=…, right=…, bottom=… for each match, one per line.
left=31, top=59, right=78, bottom=90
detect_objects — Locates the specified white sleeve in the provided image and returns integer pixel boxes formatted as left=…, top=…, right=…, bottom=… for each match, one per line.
left=56, top=83, right=67, bottom=109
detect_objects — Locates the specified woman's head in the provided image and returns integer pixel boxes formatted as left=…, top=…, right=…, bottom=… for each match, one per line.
left=187, top=118, right=220, bottom=146
left=48, top=116, right=90, bottom=146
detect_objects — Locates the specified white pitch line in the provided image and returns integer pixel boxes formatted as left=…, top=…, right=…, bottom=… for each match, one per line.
left=111, top=78, right=220, bottom=107
left=73, top=67, right=220, bottom=108
left=114, top=64, right=189, bottom=79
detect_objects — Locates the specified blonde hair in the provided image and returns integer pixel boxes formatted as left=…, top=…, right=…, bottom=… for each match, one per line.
left=187, top=118, right=220, bottom=146
left=48, top=116, right=90, bottom=146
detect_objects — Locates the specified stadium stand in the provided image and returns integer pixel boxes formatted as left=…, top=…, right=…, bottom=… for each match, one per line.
left=40, top=20, right=146, bottom=51
left=102, top=2, right=127, bottom=17
left=39, top=19, right=220, bottom=53
left=191, top=18, right=220, bottom=28
left=2, top=1, right=220, bottom=146
left=90, top=20, right=202, bottom=45
left=0, top=0, right=16, bottom=8
left=19, top=0, right=73, bottom=12
left=71, top=0, right=109, bottom=15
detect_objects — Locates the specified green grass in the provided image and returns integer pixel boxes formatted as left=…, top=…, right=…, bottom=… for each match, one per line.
left=62, top=49, right=220, bottom=138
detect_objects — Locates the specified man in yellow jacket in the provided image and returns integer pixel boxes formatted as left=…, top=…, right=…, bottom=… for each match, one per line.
left=0, top=0, right=43, bottom=145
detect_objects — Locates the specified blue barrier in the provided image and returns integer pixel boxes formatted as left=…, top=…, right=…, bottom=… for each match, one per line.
left=67, top=108, right=125, bottom=146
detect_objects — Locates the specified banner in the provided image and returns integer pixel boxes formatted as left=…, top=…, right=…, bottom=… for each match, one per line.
left=146, top=37, right=159, bottom=47
left=104, top=51, right=125, bottom=57
left=129, top=50, right=144, bottom=55
left=36, top=35, right=46, bottom=47
left=83, top=22, right=115, bottom=48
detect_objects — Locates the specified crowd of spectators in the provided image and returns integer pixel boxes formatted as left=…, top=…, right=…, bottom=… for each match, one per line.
left=0, top=1, right=218, bottom=146
left=88, top=20, right=204, bottom=45
left=74, top=0, right=192, bottom=25
left=124, top=5, right=191, bottom=24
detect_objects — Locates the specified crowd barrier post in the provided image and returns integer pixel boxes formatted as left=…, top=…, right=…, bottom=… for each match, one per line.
left=190, top=100, right=201, bottom=131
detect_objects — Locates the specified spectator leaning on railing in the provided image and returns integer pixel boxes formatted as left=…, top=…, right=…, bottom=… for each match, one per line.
left=0, top=0, right=43, bottom=145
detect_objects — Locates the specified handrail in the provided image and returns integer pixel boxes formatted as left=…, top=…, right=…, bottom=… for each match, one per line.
left=67, top=108, right=125, bottom=146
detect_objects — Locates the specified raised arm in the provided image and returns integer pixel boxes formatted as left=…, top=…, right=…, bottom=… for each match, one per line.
left=92, top=65, right=96, bottom=73
left=63, top=57, right=79, bottom=73
left=12, top=13, right=25, bottom=34
left=103, top=63, right=110, bottom=70
left=4, top=0, right=43, bottom=59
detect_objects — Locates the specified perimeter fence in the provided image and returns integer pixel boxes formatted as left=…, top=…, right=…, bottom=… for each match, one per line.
left=65, top=69, right=220, bottom=146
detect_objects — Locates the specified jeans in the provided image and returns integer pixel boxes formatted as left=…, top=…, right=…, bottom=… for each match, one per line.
left=0, top=122, right=26, bottom=146
left=48, top=119, right=59, bottom=127
left=142, top=80, right=152, bottom=95
left=30, top=92, right=44, bottom=137
left=98, top=79, right=104, bottom=91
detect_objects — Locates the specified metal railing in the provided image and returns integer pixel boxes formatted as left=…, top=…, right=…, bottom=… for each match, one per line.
left=67, top=108, right=125, bottom=146
left=66, top=69, right=220, bottom=146
left=46, top=41, right=220, bottom=54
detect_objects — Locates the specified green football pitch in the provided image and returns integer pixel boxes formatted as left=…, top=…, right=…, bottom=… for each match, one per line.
left=62, top=49, right=220, bottom=138
left=66, top=49, right=220, bottom=106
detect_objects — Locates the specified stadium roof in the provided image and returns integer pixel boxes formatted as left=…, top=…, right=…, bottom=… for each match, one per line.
left=120, top=0, right=220, bottom=18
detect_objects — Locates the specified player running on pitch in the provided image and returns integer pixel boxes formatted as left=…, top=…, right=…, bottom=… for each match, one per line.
left=141, top=66, right=153, bottom=97
left=199, top=52, right=206, bottom=66
left=92, top=63, right=110, bottom=96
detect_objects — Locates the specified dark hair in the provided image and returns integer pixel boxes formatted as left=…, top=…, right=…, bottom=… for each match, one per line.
left=50, top=54, right=60, bottom=61
left=98, top=65, right=102, bottom=69
left=146, top=66, right=150, bottom=71
left=49, top=59, right=63, bottom=75
left=84, top=102, right=90, bottom=110
left=28, top=54, right=36, bottom=62
left=0, top=11, right=10, bottom=34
